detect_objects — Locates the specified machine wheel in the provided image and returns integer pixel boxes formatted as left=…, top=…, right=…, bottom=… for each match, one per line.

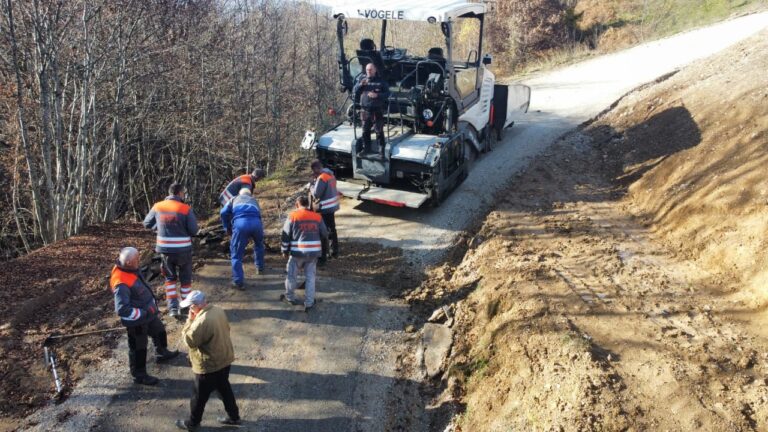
left=464, top=140, right=478, bottom=165
left=428, top=185, right=442, bottom=208
left=482, top=126, right=493, bottom=152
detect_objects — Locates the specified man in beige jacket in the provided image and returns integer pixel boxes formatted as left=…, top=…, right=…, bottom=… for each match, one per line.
left=175, top=291, right=240, bottom=431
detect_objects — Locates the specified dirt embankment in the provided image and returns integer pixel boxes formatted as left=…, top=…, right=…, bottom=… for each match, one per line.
left=0, top=224, right=154, bottom=421
left=412, top=30, right=768, bottom=431
left=610, top=31, right=768, bottom=305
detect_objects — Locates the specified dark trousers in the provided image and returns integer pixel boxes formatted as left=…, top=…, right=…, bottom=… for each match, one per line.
left=321, top=212, right=338, bottom=258
left=361, top=110, right=385, bottom=154
left=189, top=365, right=240, bottom=425
left=160, top=251, right=193, bottom=308
left=126, top=316, right=167, bottom=378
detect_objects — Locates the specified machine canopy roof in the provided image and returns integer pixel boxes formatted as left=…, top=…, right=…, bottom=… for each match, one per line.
left=332, top=1, right=486, bottom=23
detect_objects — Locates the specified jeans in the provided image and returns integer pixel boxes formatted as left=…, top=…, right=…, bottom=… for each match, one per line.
left=188, top=365, right=239, bottom=426
left=284, top=255, right=317, bottom=307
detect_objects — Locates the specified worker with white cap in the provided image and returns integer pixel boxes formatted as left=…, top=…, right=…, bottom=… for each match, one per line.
left=176, top=290, right=240, bottom=431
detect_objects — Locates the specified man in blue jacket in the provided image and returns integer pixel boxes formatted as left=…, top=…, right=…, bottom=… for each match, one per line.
left=110, top=247, right=179, bottom=385
left=220, top=188, right=264, bottom=290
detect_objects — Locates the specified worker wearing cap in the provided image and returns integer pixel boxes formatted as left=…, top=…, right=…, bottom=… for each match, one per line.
left=309, top=159, right=340, bottom=263
left=220, top=187, right=265, bottom=289
left=280, top=195, right=328, bottom=312
left=110, top=247, right=179, bottom=386
left=354, top=63, right=390, bottom=158
left=219, top=168, right=265, bottom=206
left=175, top=290, right=240, bottom=431
left=143, top=183, right=199, bottom=318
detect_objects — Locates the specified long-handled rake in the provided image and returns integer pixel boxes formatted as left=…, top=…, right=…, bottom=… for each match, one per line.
left=42, top=327, right=124, bottom=400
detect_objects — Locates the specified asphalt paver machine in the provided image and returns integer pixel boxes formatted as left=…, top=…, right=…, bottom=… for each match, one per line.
left=302, top=0, right=531, bottom=208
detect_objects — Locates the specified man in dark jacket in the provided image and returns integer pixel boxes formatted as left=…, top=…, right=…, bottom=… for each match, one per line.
left=354, top=63, right=390, bottom=158
left=310, top=160, right=339, bottom=262
left=280, top=196, right=328, bottom=312
left=110, top=247, right=179, bottom=385
left=219, top=168, right=265, bottom=206
left=144, top=183, right=199, bottom=318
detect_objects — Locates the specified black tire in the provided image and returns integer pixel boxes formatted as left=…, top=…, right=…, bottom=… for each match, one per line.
left=464, top=140, right=477, bottom=165
left=429, top=185, right=441, bottom=208
left=483, top=126, right=493, bottom=152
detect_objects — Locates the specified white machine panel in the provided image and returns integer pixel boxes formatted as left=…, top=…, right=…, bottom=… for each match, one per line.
left=504, top=84, right=531, bottom=128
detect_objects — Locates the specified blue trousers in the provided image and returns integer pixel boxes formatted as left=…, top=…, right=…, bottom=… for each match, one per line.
left=230, top=219, right=264, bottom=284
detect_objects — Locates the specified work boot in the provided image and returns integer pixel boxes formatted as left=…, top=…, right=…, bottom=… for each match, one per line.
left=217, top=416, right=242, bottom=426
left=130, top=349, right=154, bottom=383
left=133, top=374, right=159, bottom=386
left=156, top=347, right=179, bottom=362
left=175, top=419, right=200, bottom=431
left=279, top=294, right=301, bottom=306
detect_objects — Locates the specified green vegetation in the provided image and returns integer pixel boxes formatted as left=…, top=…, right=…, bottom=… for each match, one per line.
left=492, top=0, right=768, bottom=76
left=612, top=0, right=767, bottom=40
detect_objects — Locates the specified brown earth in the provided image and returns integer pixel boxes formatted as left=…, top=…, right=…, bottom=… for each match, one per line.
left=0, top=223, right=154, bottom=420
left=0, top=157, right=421, bottom=428
left=411, top=30, right=768, bottom=431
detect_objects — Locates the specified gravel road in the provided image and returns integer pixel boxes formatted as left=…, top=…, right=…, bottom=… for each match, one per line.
left=22, top=261, right=421, bottom=432
left=335, top=12, right=768, bottom=266
left=18, top=12, right=768, bottom=432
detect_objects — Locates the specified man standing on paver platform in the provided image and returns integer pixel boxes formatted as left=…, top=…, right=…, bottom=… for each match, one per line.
left=143, top=183, right=198, bottom=319
left=280, top=195, right=328, bottom=312
left=175, top=290, right=241, bottom=431
left=110, top=247, right=179, bottom=386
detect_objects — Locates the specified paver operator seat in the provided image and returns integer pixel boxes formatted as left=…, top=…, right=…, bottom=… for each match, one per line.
left=356, top=38, right=387, bottom=78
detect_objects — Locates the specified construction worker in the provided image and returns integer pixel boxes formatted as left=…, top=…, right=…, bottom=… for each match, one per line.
left=220, top=188, right=264, bottom=289
left=310, top=159, right=340, bottom=262
left=280, top=195, right=328, bottom=312
left=110, top=247, right=179, bottom=385
left=354, top=62, right=390, bottom=158
left=219, top=168, right=265, bottom=206
left=143, top=183, right=198, bottom=318
left=175, top=290, right=240, bottom=431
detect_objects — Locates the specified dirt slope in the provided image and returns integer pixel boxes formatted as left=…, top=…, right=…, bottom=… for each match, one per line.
left=420, top=30, right=768, bottom=431
left=0, top=224, right=153, bottom=423
left=608, top=30, right=768, bottom=304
